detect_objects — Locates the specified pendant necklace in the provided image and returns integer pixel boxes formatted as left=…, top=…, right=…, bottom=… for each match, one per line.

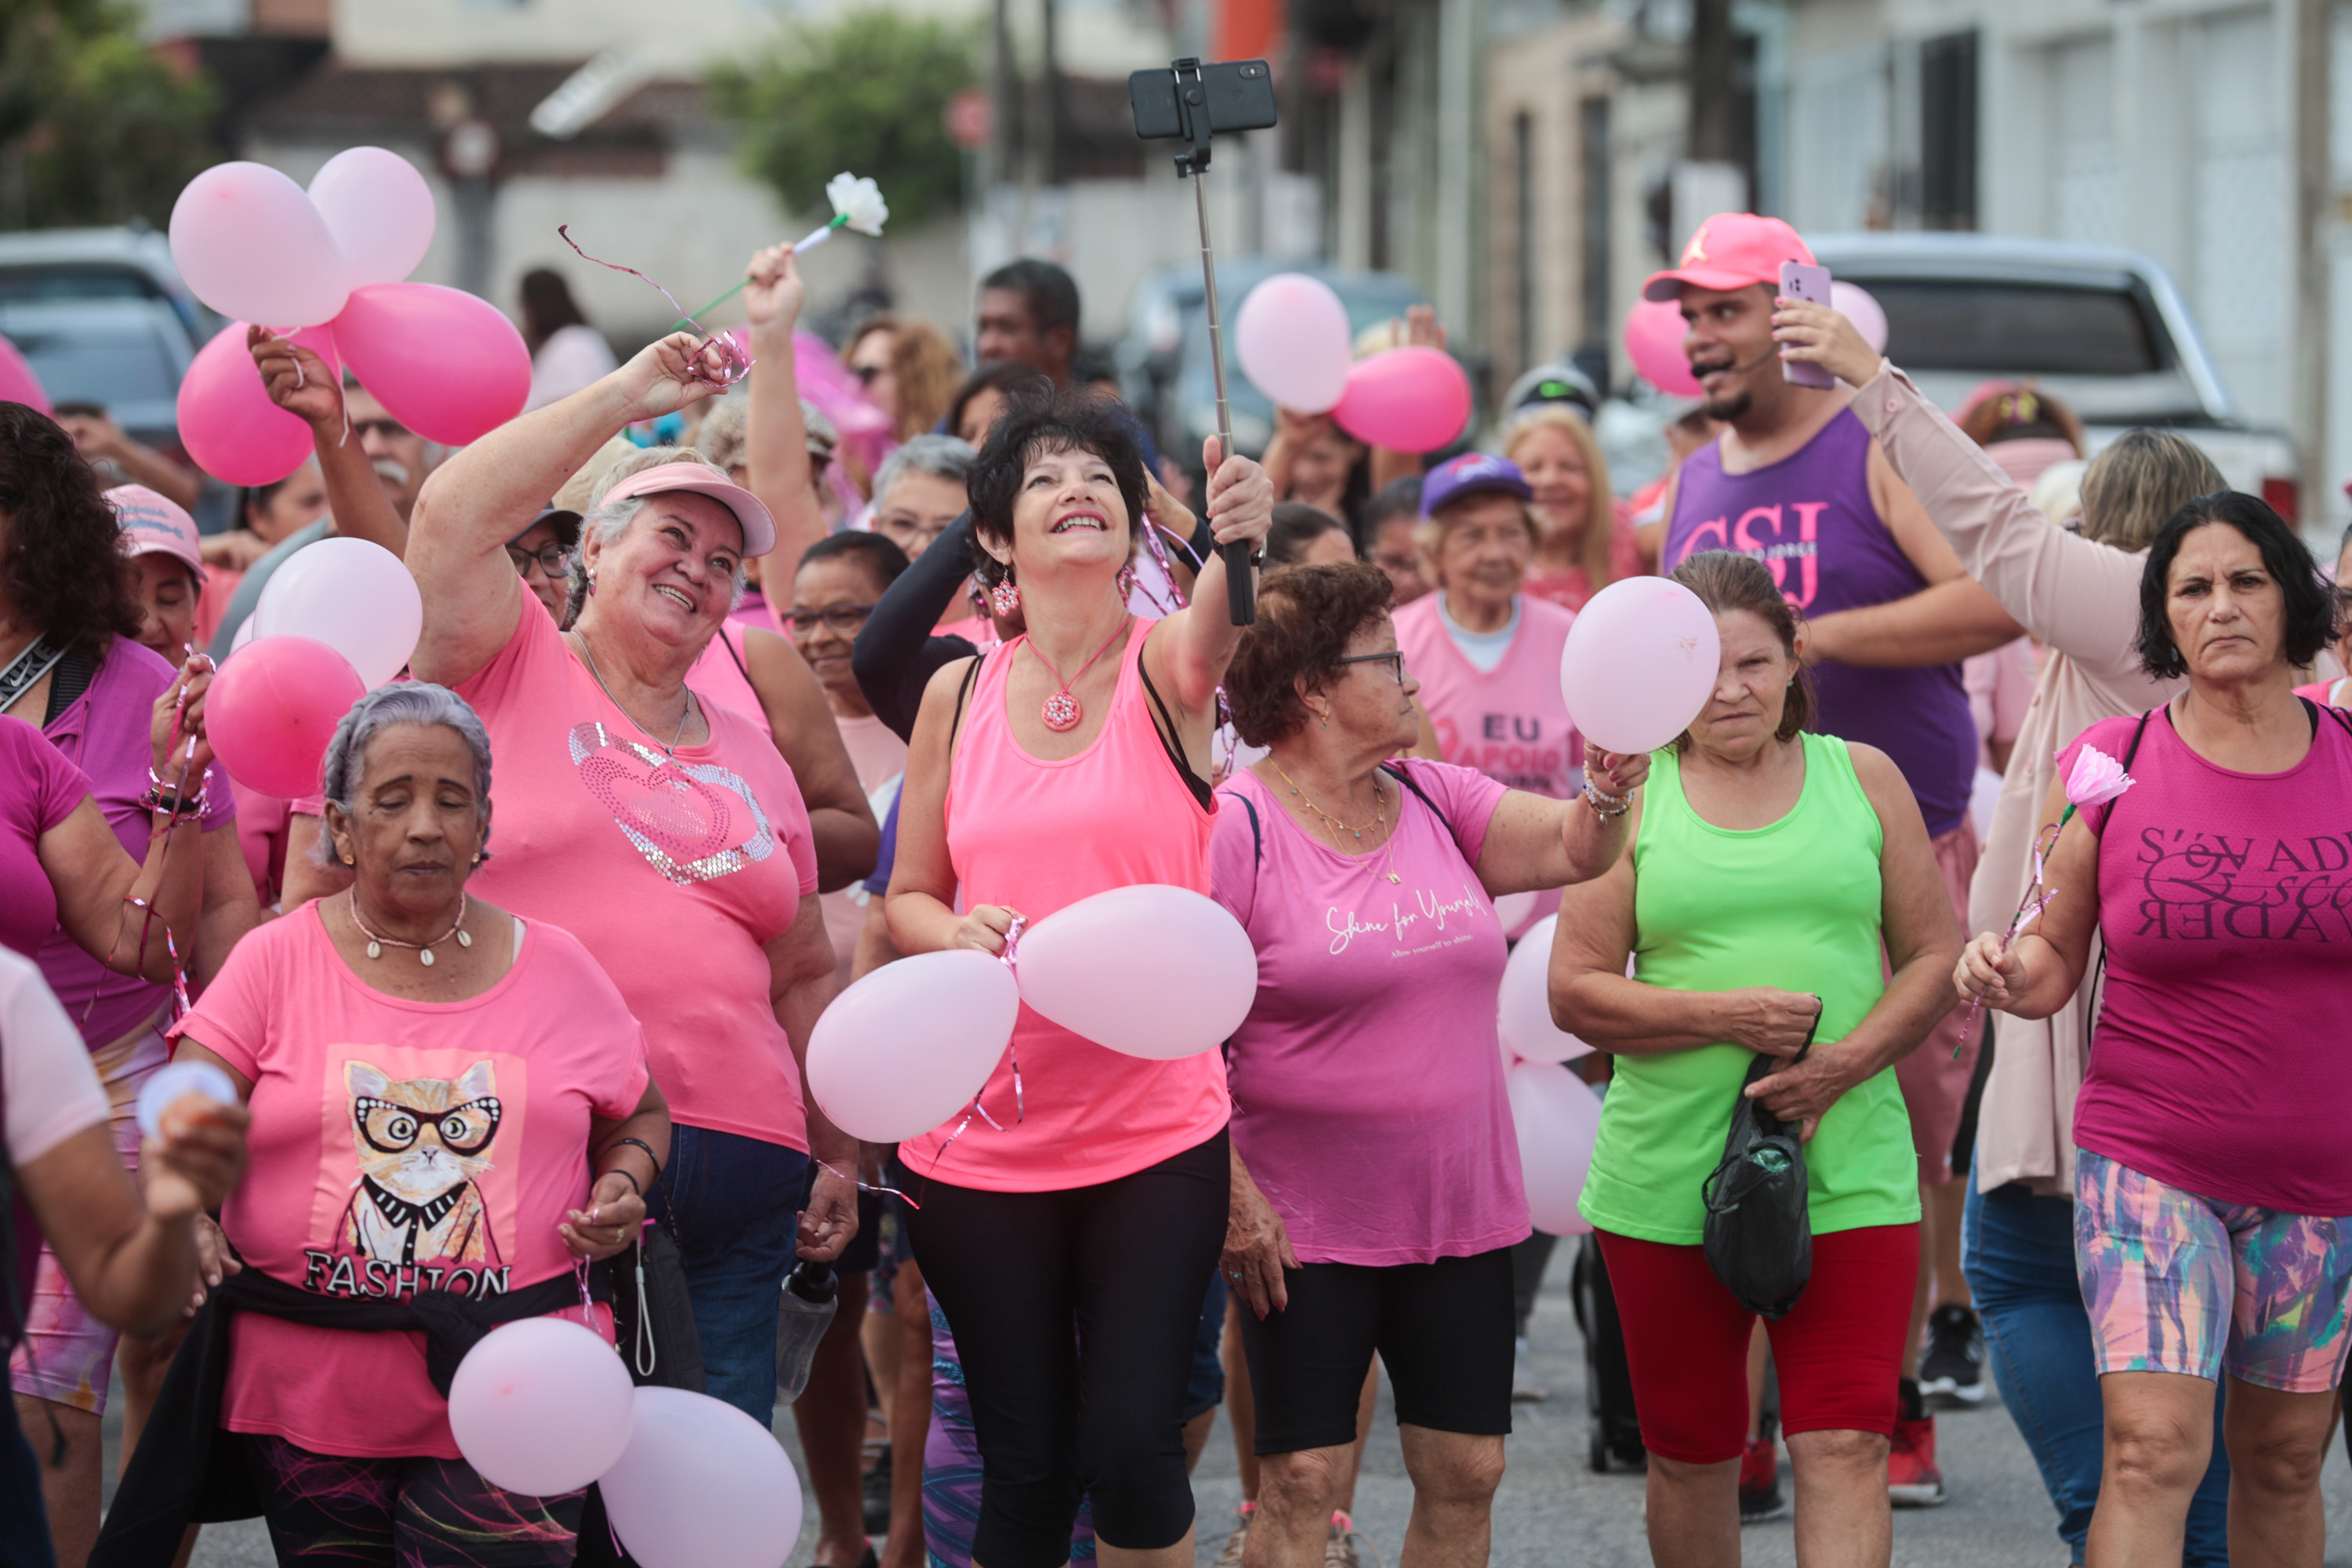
left=1023, top=616, right=1131, bottom=733
left=572, top=630, right=693, bottom=762
left=349, top=891, right=472, bottom=966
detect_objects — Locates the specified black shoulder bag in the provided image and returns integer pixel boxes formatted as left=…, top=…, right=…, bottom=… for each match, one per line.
left=1700, top=1001, right=1821, bottom=1321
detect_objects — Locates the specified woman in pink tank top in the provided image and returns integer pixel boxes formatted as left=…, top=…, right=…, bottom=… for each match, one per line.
left=886, top=388, right=1272, bottom=1568
left=1957, top=495, right=2351, bottom=1564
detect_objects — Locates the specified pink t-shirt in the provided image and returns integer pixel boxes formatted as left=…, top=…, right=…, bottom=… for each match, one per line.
left=1392, top=593, right=1582, bottom=798
left=171, top=906, right=649, bottom=1459
left=230, top=779, right=294, bottom=906
left=1965, top=638, right=2037, bottom=771
left=2295, top=677, right=2348, bottom=708
left=456, top=604, right=819, bottom=1148
left=38, top=637, right=234, bottom=1046
left=898, top=622, right=1229, bottom=1192
left=2064, top=706, right=2352, bottom=1213
left=0, top=717, right=90, bottom=960
left=1210, top=760, right=1526, bottom=1264
left=688, top=621, right=772, bottom=739
left=1523, top=514, right=1649, bottom=614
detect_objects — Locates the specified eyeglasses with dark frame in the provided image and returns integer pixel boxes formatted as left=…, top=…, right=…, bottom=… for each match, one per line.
left=1333, top=650, right=1406, bottom=684
left=506, top=543, right=572, bottom=579
left=788, top=602, right=879, bottom=636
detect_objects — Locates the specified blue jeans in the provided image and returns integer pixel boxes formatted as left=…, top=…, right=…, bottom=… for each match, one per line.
left=644, top=1123, right=811, bottom=1425
left=1964, top=1177, right=2231, bottom=1566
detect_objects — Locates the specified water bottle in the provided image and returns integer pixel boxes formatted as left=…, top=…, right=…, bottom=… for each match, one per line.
left=775, top=1258, right=838, bottom=1404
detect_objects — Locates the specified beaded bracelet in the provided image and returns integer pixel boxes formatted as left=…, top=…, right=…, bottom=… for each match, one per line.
left=1584, top=783, right=1632, bottom=819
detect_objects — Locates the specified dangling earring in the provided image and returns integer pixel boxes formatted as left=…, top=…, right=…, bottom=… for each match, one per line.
left=586, top=568, right=598, bottom=597
left=989, top=568, right=1021, bottom=619
left=1116, top=564, right=1138, bottom=601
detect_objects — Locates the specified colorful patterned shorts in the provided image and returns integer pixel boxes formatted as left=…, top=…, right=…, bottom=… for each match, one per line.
left=2074, top=1147, right=2352, bottom=1393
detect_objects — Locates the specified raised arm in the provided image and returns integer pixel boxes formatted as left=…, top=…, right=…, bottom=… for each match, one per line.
left=851, top=511, right=982, bottom=742
left=405, top=332, right=731, bottom=687
left=742, top=246, right=828, bottom=607
left=1801, top=447, right=2025, bottom=668
left=252, top=329, right=407, bottom=559
left=1473, top=749, right=1648, bottom=895
left=1140, top=437, right=1274, bottom=728
left=739, top=626, right=880, bottom=890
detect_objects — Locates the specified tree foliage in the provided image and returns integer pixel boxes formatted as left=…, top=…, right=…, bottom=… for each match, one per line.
left=710, top=10, right=978, bottom=230
left=0, top=0, right=217, bottom=230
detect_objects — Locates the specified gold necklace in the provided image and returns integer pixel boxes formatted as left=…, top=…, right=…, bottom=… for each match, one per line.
left=1271, top=762, right=1387, bottom=843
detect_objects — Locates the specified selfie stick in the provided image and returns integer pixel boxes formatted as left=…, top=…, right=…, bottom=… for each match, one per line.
left=1166, top=59, right=1255, bottom=626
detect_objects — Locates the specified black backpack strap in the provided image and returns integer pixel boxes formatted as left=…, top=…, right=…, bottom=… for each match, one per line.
left=1378, top=761, right=1456, bottom=847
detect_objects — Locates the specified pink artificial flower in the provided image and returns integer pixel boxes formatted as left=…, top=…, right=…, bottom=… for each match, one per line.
left=2063, top=743, right=2136, bottom=811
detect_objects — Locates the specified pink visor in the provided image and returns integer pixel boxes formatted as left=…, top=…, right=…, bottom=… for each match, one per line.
left=599, top=461, right=777, bottom=558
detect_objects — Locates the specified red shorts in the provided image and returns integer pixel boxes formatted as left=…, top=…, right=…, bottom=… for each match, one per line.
left=1596, top=1224, right=1918, bottom=1465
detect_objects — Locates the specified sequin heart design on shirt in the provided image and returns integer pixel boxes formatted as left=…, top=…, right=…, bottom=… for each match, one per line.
left=567, top=722, right=776, bottom=886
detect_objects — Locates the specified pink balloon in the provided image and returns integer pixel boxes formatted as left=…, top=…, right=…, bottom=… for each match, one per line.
left=0, top=334, right=49, bottom=413
left=177, top=322, right=339, bottom=488
left=1557, top=575, right=1722, bottom=754
left=1236, top=274, right=1353, bottom=414
left=1831, top=280, right=1888, bottom=354
left=309, top=147, right=437, bottom=289
left=448, top=1317, right=634, bottom=1497
left=205, top=635, right=364, bottom=798
left=601, top=1388, right=804, bottom=1568
left=251, top=535, right=421, bottom=688
left=1624, top=299, right=1702, bottom=397
left=1497, top=914, right=1592, bottom=1065
left=1506, top=1058, right=1601, bottom=1235
left=1014, top=885, right=1258, bottom=1060
left=169, top=162, right=350, bottom=328
left=807, top=950, right=1018, bottom=1141
left=333, top=283, right=531, bottom=445
left=1331, top=347, right=1472, bottom=454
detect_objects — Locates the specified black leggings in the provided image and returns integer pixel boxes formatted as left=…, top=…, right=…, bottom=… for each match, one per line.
left=906, top=1130, right=1229, bottom=1568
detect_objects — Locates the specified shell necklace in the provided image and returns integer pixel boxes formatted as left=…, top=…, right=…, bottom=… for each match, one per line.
left=349, top=890, right=472, bottom=965
left=1022, top=616, right=1131, bottom=733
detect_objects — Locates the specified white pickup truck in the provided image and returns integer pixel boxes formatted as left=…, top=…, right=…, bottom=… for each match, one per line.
left=1808, top=233, right=2306, bottom=530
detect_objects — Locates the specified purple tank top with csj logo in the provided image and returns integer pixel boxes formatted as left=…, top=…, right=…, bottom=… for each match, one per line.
left=1664, top=408, right=1975, bottom=837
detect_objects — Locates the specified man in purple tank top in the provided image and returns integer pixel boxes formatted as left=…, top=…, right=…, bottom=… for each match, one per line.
left=1645, top=212, right=2025, bottom=1511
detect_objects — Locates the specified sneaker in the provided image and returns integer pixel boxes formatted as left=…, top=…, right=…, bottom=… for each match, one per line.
left=1737, top=1439, right=1788, bottom=1522
left=1512, top=1335, right=1548, bottom=1403
left=1323, top=1512, right=1363, bottom=1568
left=861, top=1442, right=892, bottom=1534
left=1918, top=1304, right=1987, bottom=1406
left=1888, top=1378, right=1947, bottom=1506
left=1213, top=1504, right=1257, bottom=1568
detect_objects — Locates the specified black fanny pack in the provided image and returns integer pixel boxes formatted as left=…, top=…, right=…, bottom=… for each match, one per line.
left=1700, top=1004, right=1820, bottom=1322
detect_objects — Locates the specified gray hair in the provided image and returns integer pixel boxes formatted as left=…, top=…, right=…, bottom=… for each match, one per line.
left=563, top=444, right=747, bottom=625
left=312, top=684, right=494, bottom=868
left=873, top=434, right=975, bottom=511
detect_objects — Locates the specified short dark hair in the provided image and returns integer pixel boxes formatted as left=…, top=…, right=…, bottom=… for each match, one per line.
left=2135, top=492, right=2338, bottom=680
left=966, top=388, right=1149, bottom=583
left=1670, top=550, right=1813, bottom=746
left=1361, top=476, right=1424, bottom=539
left=797, top=530, right=909, bottom=596
left=1267, top=503, right=1351, bottom=567
left=948, top=361, right=1053, bottom=441
left=0, top=402, right=141, bottom=658
left=982, top=259, right=1080, bottom=339
left=1225, top=562, right=1397, bottom=746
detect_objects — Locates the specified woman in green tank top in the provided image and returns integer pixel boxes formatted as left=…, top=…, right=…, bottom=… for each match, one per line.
left=1551, top=551, right=1963, bottom=1568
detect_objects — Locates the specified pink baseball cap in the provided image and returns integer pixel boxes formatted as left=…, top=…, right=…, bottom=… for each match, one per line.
left=107, top=485, right=205, bottom=583
left=597, top=461, right=777, bottom=558
left=1642, top=213, right=1817, bottom=303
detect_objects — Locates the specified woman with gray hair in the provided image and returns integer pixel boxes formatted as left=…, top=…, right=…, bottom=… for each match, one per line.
left=403, top=263, right=862, bottom=1430
left=869, top=434, right=976, bottom=561
left=110, top=682, right=668, bottom=1566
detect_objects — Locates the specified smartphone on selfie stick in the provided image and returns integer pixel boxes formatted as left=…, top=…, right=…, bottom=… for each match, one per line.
left=1130, top=59, right=1279, bottom=625
left=1777, top=261, right=1837, bottom=390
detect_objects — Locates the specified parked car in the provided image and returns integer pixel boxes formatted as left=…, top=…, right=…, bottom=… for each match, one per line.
left=0, top=226, right=212, bottom=455
left=1807, top=233, right=2303, bottom=525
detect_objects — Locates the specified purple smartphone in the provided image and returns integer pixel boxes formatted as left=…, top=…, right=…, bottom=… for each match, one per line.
left=1777, top=261, right=1836, bottom=389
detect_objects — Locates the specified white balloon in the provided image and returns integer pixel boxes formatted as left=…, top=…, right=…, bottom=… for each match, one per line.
left=252, top=537, right=423, bottom=688
left=446, top=1317, right=634, bottom=1497
left=1505, top=1058, right=1602, bottom=1235
left=601, top=1387, right=804, bottom=1568
left=1557, top=575, right=1722, bottom=755
left=1234, top=274, right=1354, bottom=414
left=1830, top=280, right=1889, bottom=354
left=806, top=950, right=1019, bottom=1141
left=309, top=147, right=437, bottom=289
left=168, top=162, right=350, bottom=329
left=1492, top=889, right=1538, bottom=931
left=1496, top=914, right=1592, bottom=1064
left=1014, top=885, right=1258, bottom=1059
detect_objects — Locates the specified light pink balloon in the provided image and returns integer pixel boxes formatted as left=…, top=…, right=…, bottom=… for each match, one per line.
left=177, top=322, right=339, bottom=488
left=447, top=1316, right=634, bottom=1497
left=1330, top=347, right=1472, bottom=454
left=807, top=950, right=1018, bottom=1141
left=601, top=1387, right=804, bottom=1568
left=333, top=282, right=531, bottom=445
left=1558, top=575, right=1722, bottom=755
left=1624, top=299, right=1702, bottom=397
left=1831, top=280, right=1888, bottom=354
left=1491, top=889, right=1538, bottom=931
left=1506, top=1058, right=1602, bottom=1235
left=309, top=147, right=437, bottom=289
left=1236, top=274, right=1353, bottom=414
left=1014, top=885, right=1258, bottom=1060
left=205, top=635, right=364, bottom=798
left=252, top=535, right=421, bottom=688
left=1497, top=914, right=1592, bottom=1065
left=169, top=162, right=350, bottom=328
left=0, top=333, right=49, bottom=413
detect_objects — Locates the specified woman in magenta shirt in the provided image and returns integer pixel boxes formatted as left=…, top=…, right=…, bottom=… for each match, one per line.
left=1958, top=493, right=2350, bottom=1565
left=1211, top=562, right=1645, bottom=1568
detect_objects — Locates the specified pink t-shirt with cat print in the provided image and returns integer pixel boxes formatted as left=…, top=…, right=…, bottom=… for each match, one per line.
left=171, top=906, right=650, bottom=1461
